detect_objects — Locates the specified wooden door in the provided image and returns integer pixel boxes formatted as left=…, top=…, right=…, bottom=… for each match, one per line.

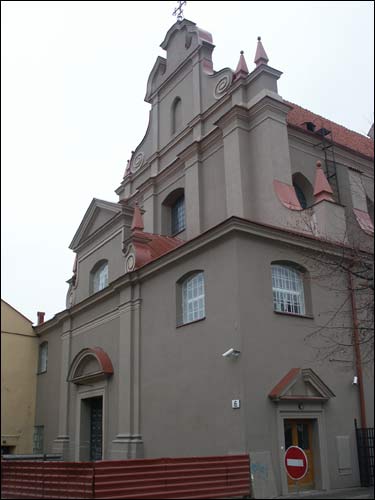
left=284, top=419, right=314, bottom=491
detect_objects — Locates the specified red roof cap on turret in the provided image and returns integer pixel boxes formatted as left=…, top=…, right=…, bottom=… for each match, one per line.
left=234, top=50, right=249, bottom=80
left=313, top=161, right=335, bottom=203
left=254, top=36, right=269, bottom=67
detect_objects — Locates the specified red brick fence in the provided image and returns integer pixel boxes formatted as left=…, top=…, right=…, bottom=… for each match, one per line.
left=1, top=454, right=251, bottom=499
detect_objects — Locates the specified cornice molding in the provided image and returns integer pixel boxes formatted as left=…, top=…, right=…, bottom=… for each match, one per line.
left=36, top=215, right=372, bottom=334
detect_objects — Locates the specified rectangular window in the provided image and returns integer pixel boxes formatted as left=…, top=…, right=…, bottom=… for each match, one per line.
left=33, top=426, right=44, bottom=454
left=38, top=343, right=48, bottom=373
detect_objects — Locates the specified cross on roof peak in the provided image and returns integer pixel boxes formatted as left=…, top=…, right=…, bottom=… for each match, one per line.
left=173, top=1, right=187, bottom=22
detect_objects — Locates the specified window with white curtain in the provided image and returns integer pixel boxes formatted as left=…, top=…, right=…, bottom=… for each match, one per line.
left=92, top=261, right=108, bottom=293
left=272, top=264, right=305, bottom=315
left=182, top=272, right=205, bottom=324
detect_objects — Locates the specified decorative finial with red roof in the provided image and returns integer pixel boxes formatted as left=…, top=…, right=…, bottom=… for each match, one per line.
left=254, top=36, right=269, bottom=67
left=234, top=50, right=249, bottom=80
left=131, top=202, right=144, bottom=232
left=313, top=161, right=334, bottom=203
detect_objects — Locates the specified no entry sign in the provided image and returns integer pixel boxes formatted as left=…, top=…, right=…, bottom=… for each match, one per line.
left=284, top=446, right=308, bottom=480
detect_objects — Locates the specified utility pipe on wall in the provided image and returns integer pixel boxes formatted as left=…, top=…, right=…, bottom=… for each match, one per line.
left=348, top=267, right=367, bottom=429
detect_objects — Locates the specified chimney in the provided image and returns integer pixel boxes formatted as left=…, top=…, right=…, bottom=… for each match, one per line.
left=37, top=311, right=45, bottom=325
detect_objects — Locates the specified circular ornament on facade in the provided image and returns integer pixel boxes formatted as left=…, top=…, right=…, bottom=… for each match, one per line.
left=214, top=74, right=232, bottom=99
left=126, top=253, right=135, bottom=272
left=131, top=152, right=144, bottom=172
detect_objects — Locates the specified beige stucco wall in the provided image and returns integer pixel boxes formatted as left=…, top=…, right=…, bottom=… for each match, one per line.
left=1, top=300, right=38, bottom=453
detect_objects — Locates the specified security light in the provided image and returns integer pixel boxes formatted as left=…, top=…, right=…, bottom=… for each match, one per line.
left=222, top=348, right=241, bottom=358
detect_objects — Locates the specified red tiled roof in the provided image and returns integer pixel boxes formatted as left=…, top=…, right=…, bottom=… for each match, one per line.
left=142, top=232, right=184, bottom=262
left=90, top=347, right=114, bottom=375
left=286, top=101, right=374, bottom=160
left=269, top=368, right=301, bottom=399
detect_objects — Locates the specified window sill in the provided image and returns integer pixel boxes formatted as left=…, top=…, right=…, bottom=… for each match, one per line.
left=274, top=310, right=314, bottom=320
left=177, top=317, right=206, bottom=329
left=171, top=228, right=186, bottom=237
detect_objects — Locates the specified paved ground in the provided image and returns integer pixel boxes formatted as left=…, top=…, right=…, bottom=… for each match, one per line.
left=274, top=486, right=374, bottom=499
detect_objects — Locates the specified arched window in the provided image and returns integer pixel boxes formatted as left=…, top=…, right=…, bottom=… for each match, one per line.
left=293, top=183, right=307, bottom=209
left=179, top=272, right=205, bottom=325
left=38, top=342, right=48, bottom=374
left=272, top=264, right=305, bottom=315
left=171, top=195, right=185, bottom=234
left=162, top=188, right=185, bottom=236
left=171, top=97, right=182, bottom=135
left=292, top=173, right=313, bottom=209
left=91, top=260, right=108, bottom=294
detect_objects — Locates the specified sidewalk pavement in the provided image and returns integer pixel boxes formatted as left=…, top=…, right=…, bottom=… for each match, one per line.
left=274, top=486, right=374, bottom=499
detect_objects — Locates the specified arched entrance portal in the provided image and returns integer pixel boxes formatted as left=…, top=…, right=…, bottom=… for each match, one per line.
left=67, top=347, right=113, bottom=461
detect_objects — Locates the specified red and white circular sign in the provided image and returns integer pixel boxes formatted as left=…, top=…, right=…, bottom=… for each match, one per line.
left=284, top=446, right=308, bottom=480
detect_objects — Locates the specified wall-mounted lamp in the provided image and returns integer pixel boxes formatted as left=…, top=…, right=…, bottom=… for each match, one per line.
left=352, top=376, right=358, bottom=385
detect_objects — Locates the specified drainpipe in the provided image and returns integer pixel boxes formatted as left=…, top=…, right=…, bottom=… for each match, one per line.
left=348, top=268, right=367, bottom=428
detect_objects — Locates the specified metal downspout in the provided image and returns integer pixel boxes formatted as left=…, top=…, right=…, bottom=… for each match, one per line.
left=348, top=268, right=367, bottom=428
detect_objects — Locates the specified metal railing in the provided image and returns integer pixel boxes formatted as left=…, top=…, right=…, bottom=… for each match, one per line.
left=355, top=419, right=374, bottom=486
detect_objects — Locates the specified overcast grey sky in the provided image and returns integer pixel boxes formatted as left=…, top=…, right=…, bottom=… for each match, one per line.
left=1, top=1, right=374, bottom=323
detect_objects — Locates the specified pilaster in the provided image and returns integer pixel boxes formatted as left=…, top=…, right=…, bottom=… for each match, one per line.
left=53, top=317, right=72, bottom=459
left=215, top=106, right=250, bottom=219
left=312, top=200, right=348, bottom=244
left=184, top=149, right=202, bottom=239
left=246, top=94, right=295, bottom=225
left=143, top=181, right=157, bottom=234
left=110, top=284, right=143, bottom=459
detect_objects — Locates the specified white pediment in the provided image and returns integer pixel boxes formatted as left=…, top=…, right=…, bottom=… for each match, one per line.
left=69, top=198, right=122, bottom=250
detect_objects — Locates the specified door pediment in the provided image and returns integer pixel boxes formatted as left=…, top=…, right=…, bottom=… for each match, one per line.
left=68, top=347, right=114, bottom=385
left=269, top=368, right=335, bottom=402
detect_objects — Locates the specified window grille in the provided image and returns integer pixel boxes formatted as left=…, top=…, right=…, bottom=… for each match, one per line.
left=33, top=426, right=44, bottom=454
left=272, top=265, right=305, bottom=315
left=171, top=196, right=185, bottom=235
left=182, top=272, right=205, bottom=324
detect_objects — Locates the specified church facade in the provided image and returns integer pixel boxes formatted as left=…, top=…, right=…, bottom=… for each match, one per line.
left=34, top=19, right=374, bottom=496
